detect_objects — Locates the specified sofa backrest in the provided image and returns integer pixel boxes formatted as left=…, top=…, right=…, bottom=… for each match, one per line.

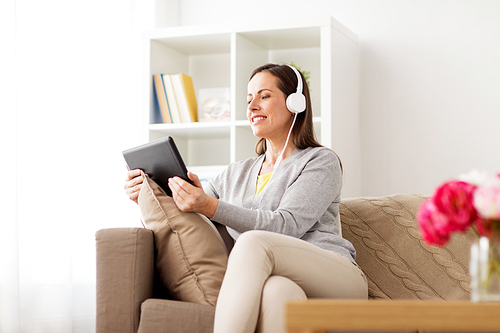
left=340, top=194, right=472, bottom=300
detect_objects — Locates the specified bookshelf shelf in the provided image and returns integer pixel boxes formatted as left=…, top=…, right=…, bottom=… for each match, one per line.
left=149, top=122, right=231, bottom=138
left=144, top=16, right=361, bottom=196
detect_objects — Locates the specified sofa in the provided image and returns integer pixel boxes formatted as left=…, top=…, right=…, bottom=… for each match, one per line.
left=96, top=193, right=473, bottom=333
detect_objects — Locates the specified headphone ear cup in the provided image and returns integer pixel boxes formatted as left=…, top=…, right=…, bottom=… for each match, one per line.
left=286, top=92, right=306, bottom=113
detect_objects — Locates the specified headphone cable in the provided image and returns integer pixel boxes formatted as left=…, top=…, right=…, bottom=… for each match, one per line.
left=273, top=112, right=298, bottom=171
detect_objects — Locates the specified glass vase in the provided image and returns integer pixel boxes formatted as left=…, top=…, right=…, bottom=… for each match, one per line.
left=470, top=236, right=500, bottom=302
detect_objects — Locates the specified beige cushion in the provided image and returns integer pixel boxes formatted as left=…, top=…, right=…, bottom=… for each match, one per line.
left=138, top=173, right=227, bottom=306
left=340, top=194, right=471, bottom=301
left=138, top=299, right=214, bottom=333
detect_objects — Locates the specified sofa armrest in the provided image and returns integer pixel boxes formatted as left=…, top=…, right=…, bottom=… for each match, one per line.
left=96, top=228, right=155, bottom=333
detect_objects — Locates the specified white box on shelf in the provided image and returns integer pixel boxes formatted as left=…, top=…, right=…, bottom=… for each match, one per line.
left=198, top=87, right=230, bottom=122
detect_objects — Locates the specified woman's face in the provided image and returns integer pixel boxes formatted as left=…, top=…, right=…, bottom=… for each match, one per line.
left=247, top=72, right=292, bottom=141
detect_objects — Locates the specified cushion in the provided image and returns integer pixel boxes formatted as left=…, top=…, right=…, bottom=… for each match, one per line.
left=340, top=194, right=471, bottom=301
left=138, top=299, right=214, bottom=333
left=138, top=172, right=227, bottom=306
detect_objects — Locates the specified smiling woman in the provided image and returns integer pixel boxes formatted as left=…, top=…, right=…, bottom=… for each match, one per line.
left=211, top=64, right=365, bottom=333
left=125, top=63, right=365, bottom=333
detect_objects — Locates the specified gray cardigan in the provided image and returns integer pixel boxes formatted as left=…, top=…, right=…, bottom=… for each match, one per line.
left=206, top=146, right=357, bottom=264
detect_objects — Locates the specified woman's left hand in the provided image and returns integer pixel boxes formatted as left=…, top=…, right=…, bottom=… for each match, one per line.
left=168, top=171, right=218, bottom=218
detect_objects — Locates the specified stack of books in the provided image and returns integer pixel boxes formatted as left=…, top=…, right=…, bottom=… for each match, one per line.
left=153, top=73, right=198, bottom=123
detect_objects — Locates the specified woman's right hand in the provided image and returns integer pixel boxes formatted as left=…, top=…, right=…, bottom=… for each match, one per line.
left=124, top=169, right=144, bottom=204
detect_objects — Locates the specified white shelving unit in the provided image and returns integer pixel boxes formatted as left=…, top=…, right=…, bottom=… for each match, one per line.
left=143, top=16, right=361, bottom=197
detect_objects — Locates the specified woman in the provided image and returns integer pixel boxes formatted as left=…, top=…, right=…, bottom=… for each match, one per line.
left=125, top=63, right=367, bottom=333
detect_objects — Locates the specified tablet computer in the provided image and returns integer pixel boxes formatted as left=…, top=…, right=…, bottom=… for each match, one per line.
left=122, top=136, right=193, bottom=196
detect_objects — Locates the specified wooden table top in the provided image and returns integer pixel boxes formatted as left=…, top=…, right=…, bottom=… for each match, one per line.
left=286, top=299, right=500, bottom=332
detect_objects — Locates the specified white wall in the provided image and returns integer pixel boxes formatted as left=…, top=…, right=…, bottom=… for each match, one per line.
left=0, top=0, right=20, bottom=330
left=3, top=0, right=156, bottom=330
left=14, top=0, right=144, bottom=287
left=178, top=0, right=500, bottom=196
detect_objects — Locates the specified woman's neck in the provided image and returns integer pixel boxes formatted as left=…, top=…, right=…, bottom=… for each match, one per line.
left=260, top=140, right=296, bottom=175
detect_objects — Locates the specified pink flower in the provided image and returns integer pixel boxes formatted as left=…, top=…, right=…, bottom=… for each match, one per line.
left=417, top=199, right=452, bottom=246
left=473, top=179, right=500, bottom=220
left=432, top=181, right=477, bottom=232
left=418, top=171, right=500, bottom=246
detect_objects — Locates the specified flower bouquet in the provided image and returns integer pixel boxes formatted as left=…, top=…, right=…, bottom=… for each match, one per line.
left=417, top=170, right=500, bottom=302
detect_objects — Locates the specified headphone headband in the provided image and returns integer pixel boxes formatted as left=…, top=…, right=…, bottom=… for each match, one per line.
left=288, top=65, right=303, bottom=95
left=286, top=65, right=306, bottom=113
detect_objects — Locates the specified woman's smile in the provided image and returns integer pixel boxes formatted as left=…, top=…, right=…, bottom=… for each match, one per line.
left=251, top=115, right=267, bottom=125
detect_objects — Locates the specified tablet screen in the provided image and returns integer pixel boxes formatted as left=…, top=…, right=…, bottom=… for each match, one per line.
left=123, top=136, right=192, bottom=196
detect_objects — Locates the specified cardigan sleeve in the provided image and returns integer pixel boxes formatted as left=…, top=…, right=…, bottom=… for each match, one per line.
left=211, top=148, right=342, bottom=239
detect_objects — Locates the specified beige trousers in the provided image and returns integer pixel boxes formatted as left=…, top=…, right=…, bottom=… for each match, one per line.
left=213, top=230, right=368, bottom=333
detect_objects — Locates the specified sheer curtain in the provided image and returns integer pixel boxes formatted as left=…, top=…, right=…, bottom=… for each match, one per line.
left=0, top=0, right=160, bottom=331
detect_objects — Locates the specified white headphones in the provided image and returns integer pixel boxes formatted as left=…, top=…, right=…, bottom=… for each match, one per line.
left=286, top=65, right=306, bottom=114
left=269, top=65, right=306, bottom=172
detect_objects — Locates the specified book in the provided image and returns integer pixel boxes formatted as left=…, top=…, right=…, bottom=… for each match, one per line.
left=162, top=74, right=182, bottom=123
left=198, top=87, right=230, bottom=122
left=171, top=73, right=198, bottom=123
left=151, top=78, right=163, bottom=124
left=152, top=74, right=172, bottom=123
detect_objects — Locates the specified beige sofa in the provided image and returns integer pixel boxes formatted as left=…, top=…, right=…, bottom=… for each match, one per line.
left=96, top=194, right=472, bottom=333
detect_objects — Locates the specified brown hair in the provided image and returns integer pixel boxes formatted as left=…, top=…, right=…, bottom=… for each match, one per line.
left=249, top=63, right=322, bottom=155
